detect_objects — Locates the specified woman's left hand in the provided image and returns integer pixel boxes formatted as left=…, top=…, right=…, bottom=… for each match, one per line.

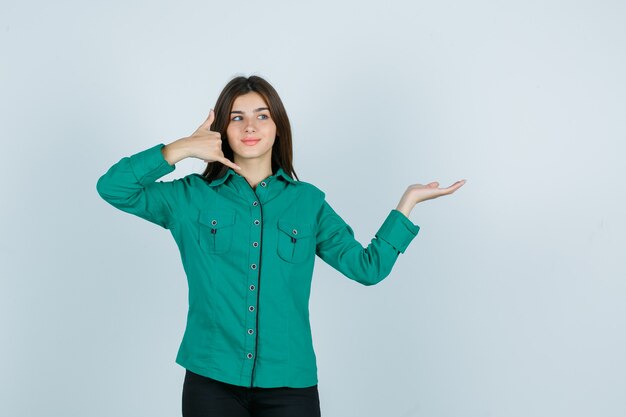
left=396, top=179, right=467, bottom=217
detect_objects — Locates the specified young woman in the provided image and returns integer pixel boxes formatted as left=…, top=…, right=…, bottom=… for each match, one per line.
left=96, top=75, right=466, bottom=417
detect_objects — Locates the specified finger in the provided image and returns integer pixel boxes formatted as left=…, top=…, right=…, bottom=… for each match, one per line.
left=201, top=108, right=215, bottom=130
left=444, top=180, right=466, bottom=192
left=219, top=157, right=242, bottom=170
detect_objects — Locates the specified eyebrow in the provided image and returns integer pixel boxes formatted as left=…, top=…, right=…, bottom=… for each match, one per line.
left=230, top=107, right=269, bottom=114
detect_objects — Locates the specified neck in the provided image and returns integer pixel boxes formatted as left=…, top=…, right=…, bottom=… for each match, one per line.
left=233, top=157, right=273, bottom=189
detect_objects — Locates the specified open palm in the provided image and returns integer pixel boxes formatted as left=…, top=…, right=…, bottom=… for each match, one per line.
left=405, top=179, right=466, bottom=205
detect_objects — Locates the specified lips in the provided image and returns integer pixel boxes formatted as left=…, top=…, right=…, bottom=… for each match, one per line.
left=242, top=138, right=261, bottom=145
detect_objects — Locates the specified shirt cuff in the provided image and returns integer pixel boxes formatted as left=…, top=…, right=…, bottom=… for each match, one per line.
left=375, top=209, right=421, bottom=254
left=128, top=143, right=176, bottom=185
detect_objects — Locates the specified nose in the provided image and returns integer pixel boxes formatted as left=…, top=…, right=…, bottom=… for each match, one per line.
left=244, top=119, right=257, bottom=133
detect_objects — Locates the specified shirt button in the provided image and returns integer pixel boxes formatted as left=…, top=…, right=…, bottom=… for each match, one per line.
left=249, top=306, right=255, bottom=312
left=252, top=201, right=258, bottom=206
left=254, top=220, right=260, bottom=225
left=250, top=264, right=257, bottom=270
left=249, top=285, right=255, bottom=291
left=248, top=329, right=254, bottom=335
left=260, top=181, right=266, bottom=187
left=211, top=220, right=217, bottom=226
left=247, top=353, right=254, bottom=359
left=292, top=229, right=298, bottom=235
left=252, top=242, right=258, bottom=247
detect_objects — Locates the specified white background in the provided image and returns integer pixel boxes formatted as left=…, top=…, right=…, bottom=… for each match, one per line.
left=1, top=1, right=625, bottom=416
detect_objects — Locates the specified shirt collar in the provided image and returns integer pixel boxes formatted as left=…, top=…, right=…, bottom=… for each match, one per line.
left=207, top=166, right=296, bottom=187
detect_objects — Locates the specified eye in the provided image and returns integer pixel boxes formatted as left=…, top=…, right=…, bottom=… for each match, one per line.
left=231, top=115, right=242, bottom=121
left=258, top=114, right=269, bottom=120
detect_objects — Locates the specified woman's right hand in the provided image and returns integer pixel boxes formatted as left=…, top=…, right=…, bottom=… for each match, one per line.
left=162, top=109, right=242, bottom=170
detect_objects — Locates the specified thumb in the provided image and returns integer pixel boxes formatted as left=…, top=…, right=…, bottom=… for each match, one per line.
left=201, top=108, right=215, bottom=130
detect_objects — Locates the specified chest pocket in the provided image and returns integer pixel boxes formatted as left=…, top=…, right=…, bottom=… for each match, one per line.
left=198, top=210, right=236, bottom=254
left=277, top=219, right=316, bottom=263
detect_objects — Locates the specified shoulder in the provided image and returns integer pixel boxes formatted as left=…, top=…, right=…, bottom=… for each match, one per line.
left=174, top=173, right=218, bottom=188
left=185, top=173, right=208, bottom=185
left=157, top=173, right=209, bottom=195
left=292, top=179, right=326, bottom=200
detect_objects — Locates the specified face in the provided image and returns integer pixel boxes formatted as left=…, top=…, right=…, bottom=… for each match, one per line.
left=226, top=91, right=277, bottom=166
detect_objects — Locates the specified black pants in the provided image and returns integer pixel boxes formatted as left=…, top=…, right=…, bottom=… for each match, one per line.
left=182, top=369, right=321, bottom=417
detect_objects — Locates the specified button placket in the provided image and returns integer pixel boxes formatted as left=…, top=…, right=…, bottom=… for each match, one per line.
left=245, top=194, right=263, bottom=383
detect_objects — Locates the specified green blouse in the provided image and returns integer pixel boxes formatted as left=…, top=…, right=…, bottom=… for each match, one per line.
left=96, top=143, right=420, bottom=388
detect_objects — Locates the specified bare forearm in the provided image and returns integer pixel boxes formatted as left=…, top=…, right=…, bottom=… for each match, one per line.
left=395, top=201, right=413, bottom=219
left=161, top=139, right=191, bottom=166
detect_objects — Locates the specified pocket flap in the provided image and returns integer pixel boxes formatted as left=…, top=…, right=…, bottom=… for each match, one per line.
left=278, top=219, right=315, bottom=239
left=198, top=210, right=236, bottom=229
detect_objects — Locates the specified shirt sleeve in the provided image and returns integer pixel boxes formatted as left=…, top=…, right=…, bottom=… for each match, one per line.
left=96, top=143, right=180, bottom=229
left=315, top=194, right=420, bottom=286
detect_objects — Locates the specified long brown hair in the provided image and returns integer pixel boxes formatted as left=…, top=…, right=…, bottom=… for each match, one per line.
left=200, top=75, right=298, bottom=183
